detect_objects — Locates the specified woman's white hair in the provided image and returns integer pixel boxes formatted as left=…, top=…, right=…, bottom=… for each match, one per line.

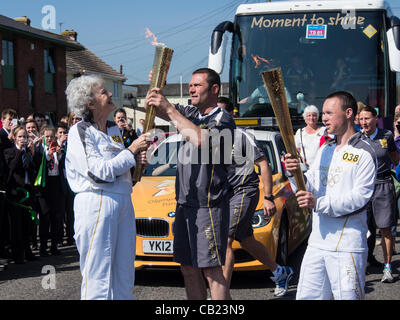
left=65, top=75, right=104, bottom=119
left=302, top=105, right=319, bottom=119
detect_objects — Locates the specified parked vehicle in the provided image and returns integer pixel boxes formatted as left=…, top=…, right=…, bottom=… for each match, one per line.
left=132, top=126, right=311, bottom=271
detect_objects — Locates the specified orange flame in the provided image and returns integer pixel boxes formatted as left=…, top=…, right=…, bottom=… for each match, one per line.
left=251, top=54, right=273, bottom=69
left=251, top=54, right=261, bottom=68
left=145, top=28, right=166, bottom=47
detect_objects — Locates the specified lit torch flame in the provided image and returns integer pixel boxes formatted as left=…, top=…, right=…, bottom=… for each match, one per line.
left=251, top=54, right=273, bottom=69
left=145, top=28, right=166, bottom=47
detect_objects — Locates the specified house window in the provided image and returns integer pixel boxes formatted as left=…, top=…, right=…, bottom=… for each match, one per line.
left=2, top=40, right=15, bottom=89
left=44, top=48, right=56, bottom=93
left=113, top=81, right=119, bottom=99
left=28, top=69, right=35, bottom=108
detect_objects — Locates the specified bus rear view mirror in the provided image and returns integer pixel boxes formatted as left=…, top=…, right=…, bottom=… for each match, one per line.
left=208, top=21, right=234, bottom=74
left=387, top=16, right=400, bottom=72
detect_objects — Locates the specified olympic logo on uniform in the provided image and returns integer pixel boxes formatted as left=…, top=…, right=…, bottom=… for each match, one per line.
left=320, top=172, right=341, bottom=187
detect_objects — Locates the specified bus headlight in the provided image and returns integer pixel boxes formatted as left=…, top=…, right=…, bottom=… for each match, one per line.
left=252, top=210, right=272, bottom=229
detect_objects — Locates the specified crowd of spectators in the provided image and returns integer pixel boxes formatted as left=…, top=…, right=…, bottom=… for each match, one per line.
left=0, top=109, right=79, bottom=267
left=0, top=108, right=129, bottom=270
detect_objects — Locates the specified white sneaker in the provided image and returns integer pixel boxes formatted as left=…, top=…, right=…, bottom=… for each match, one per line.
left=381, top=267, right=394, bottom=283
left=271, top=266, right=294, bottom=297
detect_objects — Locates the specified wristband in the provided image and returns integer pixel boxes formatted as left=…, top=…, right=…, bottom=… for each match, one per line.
left=264, top=195, right=274, bottom=201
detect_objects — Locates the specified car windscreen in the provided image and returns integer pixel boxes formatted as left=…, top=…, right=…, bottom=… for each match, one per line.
left=255, top=140, right=277, bottom=175
left=145, top=136, right=278, bottom=177
left=144, top=140, right=181, bottom=177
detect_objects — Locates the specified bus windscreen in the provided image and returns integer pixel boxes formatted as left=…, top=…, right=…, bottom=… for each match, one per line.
left=231, top=11, right=386, bottom=117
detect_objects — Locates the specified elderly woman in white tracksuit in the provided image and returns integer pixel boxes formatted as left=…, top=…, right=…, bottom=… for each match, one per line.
left=65, top=75, right=149, bottom=300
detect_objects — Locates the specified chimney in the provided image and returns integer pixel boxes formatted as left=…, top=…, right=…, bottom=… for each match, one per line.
left=120, top=64, right=123, bottom=74
left=14, top=16, right=31, bottom=26
left=61, top=29, right=78, bottom=41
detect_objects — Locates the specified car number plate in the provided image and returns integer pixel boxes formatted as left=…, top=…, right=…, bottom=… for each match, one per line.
left=142, top=240, right=173, bottom=254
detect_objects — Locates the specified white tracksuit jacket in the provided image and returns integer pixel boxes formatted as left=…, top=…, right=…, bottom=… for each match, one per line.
left=289, top=132, right=376, bottom=299
left=66, top=120, right=137, bottom=300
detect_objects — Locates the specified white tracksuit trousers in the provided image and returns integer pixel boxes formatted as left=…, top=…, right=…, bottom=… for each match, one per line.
left=74, top=191, right=136, bottom=300
left=296, top=246, right=367, bottom=300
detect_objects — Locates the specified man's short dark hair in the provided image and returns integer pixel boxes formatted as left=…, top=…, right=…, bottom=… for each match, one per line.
left=33, top=112, right=45, bottom=119
left=193, top=68, right=221, bottom=94
left=114, top=108, right=127, bottom=118
left=217, top=96, right=234, bottom=113
left=25, top=119, right=38, bottom=129
left=326, top=91, right=357, bottom=118
left=56, top=122, right=68, bottom=132
left=359, top=104, right=378, bottom=117
left=2, top=108, right=17, bottom=119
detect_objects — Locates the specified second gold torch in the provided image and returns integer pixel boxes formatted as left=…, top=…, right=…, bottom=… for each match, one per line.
left=132, top=46, right=174, bottom=182
left=261, top=68, right=311, bottom=217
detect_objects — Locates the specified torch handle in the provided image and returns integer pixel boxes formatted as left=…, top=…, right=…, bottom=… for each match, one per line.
left=131, top=105, right=157, bottom=182
left=132, top=46, right=174, bottom=183
left=261, top=68, right=311, bottom=217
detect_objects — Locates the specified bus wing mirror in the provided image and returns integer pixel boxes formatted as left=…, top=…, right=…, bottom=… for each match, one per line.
left=387, top=16, right=400, bottom=72
left=208, top=21, right=234, bottom=74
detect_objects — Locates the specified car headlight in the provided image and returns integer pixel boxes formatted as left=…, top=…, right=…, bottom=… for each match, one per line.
left=252, top=210, right=272, bottom=229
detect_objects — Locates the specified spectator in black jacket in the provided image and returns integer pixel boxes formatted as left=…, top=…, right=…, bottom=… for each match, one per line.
left=25, top=119, right=41, bottom=147
left=55, top=122, right=74, bottom=245
left=36, top=126, right=65, bottom=257
left=0, top=128, right=9, bottom=268
left=0, top=109, right=19, bottom=264
left=25, top=119, right=42, bottom=250
left=1, top=109, right=18, bottom=149
left=4, top=126, right=38, bottom=263
left=114, top=108, right=138, bottom=148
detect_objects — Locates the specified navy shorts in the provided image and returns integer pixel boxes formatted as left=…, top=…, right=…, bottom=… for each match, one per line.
left=369, top=180, right=397, bottom=229
left=229, top=187, right=259, bottom=241
left=173, top=202, right=229, bottom=268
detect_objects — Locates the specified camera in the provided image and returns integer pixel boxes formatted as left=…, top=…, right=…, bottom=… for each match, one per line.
left=50, top=141, right=58, bottom=149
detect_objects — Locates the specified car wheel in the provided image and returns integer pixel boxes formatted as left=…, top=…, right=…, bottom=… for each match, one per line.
left=276, top=213, right=288, bottom=266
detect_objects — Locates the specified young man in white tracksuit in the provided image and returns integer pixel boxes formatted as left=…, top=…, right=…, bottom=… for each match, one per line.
left=284, top=91, right=376, bottom=300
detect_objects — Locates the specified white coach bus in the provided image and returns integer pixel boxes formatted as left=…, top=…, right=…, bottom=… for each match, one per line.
left=209, top=0, right=400, bottom=120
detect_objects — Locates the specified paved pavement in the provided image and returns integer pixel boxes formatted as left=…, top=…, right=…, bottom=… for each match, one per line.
left=0, top=227, right=399, bottom=300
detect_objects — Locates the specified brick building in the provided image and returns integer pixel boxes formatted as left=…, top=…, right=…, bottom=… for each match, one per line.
left=0, top=15, right=84, bottom=121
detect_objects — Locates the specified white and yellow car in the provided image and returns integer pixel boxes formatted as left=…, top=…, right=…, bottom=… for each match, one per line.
left=132, top=129, right=311, bottom=271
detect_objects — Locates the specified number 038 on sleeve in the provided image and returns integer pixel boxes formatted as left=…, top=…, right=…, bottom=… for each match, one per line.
left=342, top=151, right=360, bottom=164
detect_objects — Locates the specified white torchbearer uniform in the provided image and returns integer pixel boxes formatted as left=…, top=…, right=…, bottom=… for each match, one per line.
left=65, top=120, right=137, bottom=300
left=289, top=133, right=376, bottom=300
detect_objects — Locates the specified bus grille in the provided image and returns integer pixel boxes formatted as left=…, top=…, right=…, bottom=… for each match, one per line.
left=136, top=218, right=169, bottom=237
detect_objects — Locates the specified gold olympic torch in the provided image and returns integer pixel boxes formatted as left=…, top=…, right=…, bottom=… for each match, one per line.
left=261, top=68, right=311, bottom=217
left=132, top=46, right=174, bottom=182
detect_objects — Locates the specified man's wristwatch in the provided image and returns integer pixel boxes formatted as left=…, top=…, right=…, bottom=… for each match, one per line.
left=264, top=194, right=274, bottom=202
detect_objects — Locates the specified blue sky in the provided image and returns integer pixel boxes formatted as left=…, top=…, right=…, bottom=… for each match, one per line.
left=1, top=0, right=399, bottom=85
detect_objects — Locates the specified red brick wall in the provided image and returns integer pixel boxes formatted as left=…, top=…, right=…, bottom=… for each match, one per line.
left=54, top=46, right=67, bottom=117
left=0, top=31, right=67, bottom=120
